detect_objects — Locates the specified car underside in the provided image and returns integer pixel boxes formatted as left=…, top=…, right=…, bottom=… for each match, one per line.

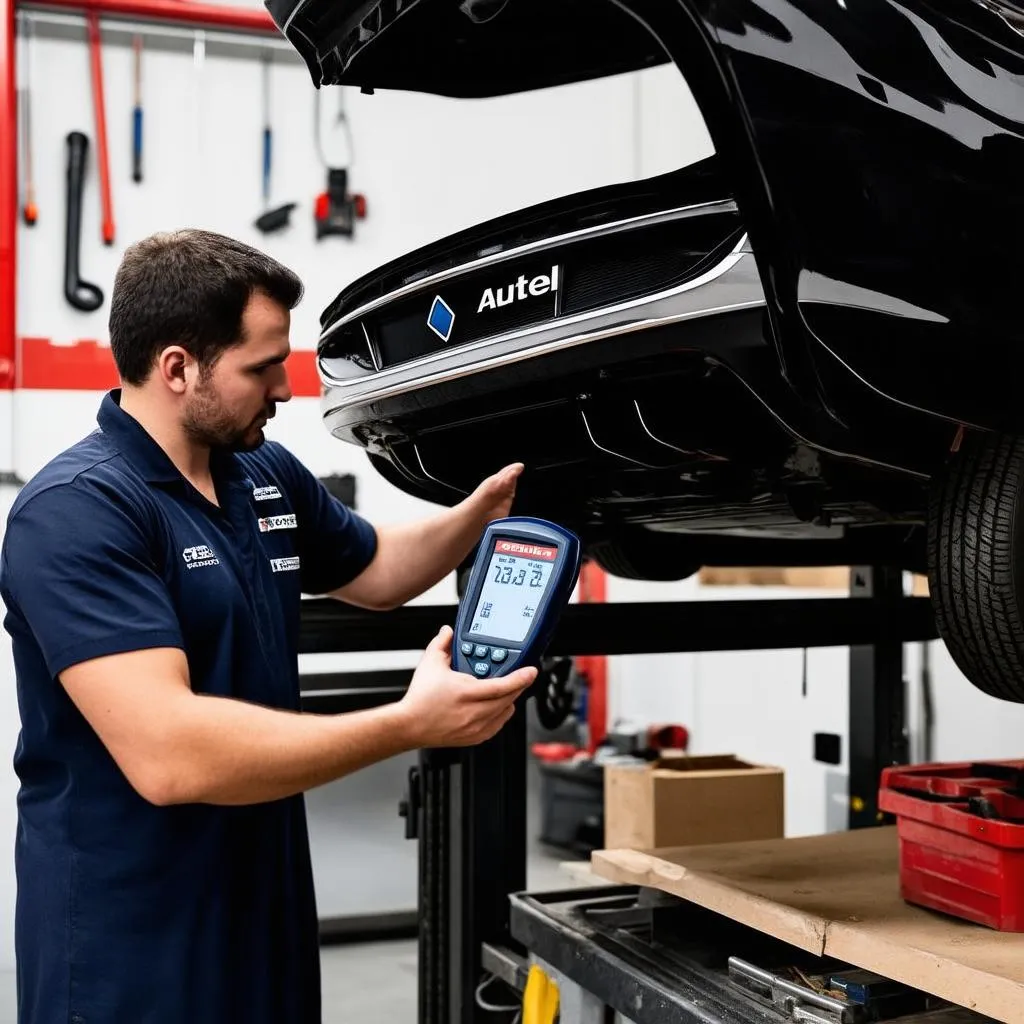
left=268, top=0, right=1024, bottom=702
left=315, top=156, right=947, bottom=578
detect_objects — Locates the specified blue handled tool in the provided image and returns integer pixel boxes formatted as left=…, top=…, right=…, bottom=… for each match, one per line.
left=452, top=517, right=581, bottom=680
left=261, top=54, right=272, bottom=205
left=132, top=35, right=142, bottom=184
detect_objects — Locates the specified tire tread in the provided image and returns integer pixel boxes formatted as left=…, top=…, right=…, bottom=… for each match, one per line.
left=928, top=433, right=1024, bottom=702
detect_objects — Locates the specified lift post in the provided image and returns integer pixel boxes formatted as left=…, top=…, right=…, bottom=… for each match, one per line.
left=848, top=566, right=909, bottom=830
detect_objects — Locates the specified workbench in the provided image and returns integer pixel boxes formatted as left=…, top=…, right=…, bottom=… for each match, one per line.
left=498, top=885, right=994, bottom=1024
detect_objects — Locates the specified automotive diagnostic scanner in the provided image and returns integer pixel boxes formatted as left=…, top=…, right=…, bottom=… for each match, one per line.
left=453, top=518, right=581, bottom=679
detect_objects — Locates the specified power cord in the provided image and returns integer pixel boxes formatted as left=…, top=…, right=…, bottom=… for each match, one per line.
left=475, top=973, right=521, bottom=1018
left=314, top=87, right=355, bottom=170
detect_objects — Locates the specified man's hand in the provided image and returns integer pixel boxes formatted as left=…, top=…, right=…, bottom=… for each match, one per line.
left=459, top=463, right=524, bottom=527
left=394, top=626, right=537, bottom=748
left=331, top=463, right=526, bottom=612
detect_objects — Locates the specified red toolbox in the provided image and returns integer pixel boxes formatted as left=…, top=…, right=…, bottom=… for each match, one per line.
left=879, top=760, right=1024, bottom=931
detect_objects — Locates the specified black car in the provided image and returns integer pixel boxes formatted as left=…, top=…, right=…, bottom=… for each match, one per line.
left=267, top=0, right=1024, bottom=703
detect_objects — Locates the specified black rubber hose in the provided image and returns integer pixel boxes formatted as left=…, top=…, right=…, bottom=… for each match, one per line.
left=64, top=131, right=104, bottom=313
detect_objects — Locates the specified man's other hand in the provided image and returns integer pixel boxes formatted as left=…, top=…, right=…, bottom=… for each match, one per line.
left=462, top=463, right=524, bottom=526
left=395, top=626, right=536, bottom=748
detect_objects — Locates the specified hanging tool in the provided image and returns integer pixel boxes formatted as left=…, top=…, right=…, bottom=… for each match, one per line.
left=314, top=169, right=366, bottom=239
left=313, top=87, right=367, bottom=240
left=64, top=132, right=104, bottom=312
left=132, top=34, right=143, bottom=184
left=18, top=15, right=37, bottom=225
left=254, top=52, right=296, bottom=234
left=86, top=11, right=114, bottom=245
left=255, top=201, right=296, bottom=234
left=261, top=53, right=272, bottom=206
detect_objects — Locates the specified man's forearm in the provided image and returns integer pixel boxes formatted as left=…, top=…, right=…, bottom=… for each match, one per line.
left=338, top=502, right=485, bottom=610
left=158, top=695, right=415, bottom=806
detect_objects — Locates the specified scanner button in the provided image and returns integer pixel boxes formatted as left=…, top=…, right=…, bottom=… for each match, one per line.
left=473, top=662, right=490, bottom=678
left=490, top=649, right=508, bottom=663
left=460, top=642, right=474, bottom=657
left=473, top=645, right=490, bottom=659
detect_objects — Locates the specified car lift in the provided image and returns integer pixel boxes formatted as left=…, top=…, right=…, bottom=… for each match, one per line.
left=299, top=565, right=938, bottom=1023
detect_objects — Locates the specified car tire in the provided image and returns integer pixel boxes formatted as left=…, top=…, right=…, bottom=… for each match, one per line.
left=928, top=431, right=1024, bottom=703
left=588, top=532, right=701, bottom=582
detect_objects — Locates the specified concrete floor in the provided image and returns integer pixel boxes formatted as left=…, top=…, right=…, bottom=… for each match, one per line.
left=322, top=940, right=418, bottom=1024
left=319, top=843, right=572, bottom=1024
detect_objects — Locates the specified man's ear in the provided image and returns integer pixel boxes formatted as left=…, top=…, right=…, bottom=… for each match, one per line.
left=155, top=346, right=192, bottom=395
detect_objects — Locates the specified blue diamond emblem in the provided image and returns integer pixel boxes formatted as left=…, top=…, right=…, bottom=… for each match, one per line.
left=427, top=295, right=455, bottom=342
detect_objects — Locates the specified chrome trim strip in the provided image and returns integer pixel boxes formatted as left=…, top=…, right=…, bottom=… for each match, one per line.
left=718, top=361, right=930, bottom=480
left=634, top=400, right=692, bottom=456
left=319, top=198, right=738, bottom=341
left=361, top=321, right=381, bottom=372
left=412, top=443, right=466, bottom=494
left=633, top=399, right=727, bottom=463
left=579, top=409, right=662, bottom=469
left=319, top=238, right=761, bottom=415
left=807, top=330, right=986, bottom=436
left=281, top=0, right=309, bottom=34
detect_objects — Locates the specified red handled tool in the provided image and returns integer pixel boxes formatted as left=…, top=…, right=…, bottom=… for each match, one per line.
left=86, top=11, right=114, bottom=245
left=314, top=168, right=366, bottom=239
left=18, top=15, right=37, bottom=225
left=312, top=88, right=366, bottom=240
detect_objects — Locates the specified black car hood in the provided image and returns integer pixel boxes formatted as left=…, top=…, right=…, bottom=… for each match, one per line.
left=264, top=0, right=668, bottom=95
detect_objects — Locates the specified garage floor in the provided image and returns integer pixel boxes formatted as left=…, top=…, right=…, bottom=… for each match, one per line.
left=320, top=841, right=568, bottom=1024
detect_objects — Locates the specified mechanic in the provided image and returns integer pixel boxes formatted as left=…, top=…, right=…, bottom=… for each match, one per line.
left=0, top=229, right=537, bottom=1024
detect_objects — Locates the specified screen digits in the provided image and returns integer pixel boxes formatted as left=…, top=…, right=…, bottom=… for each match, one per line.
left=468, top=538, right=558, bottom=643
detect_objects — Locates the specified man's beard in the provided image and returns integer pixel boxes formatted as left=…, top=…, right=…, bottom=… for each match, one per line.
left=183, top=377, right=269, bottom=453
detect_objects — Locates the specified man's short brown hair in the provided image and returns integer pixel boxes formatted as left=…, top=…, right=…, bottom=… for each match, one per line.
left=108, top=230, right=304, bottom=386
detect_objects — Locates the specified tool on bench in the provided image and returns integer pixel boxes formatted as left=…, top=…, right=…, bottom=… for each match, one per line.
left=452, top=518, right=580, bottom=723
left=728, top=958, right=948, bottom=1023
left=879, top=759, right=1024, bottom=931
left=18, top=14, right=37, bottom=225
left=86, top=11, right=114, bottom=245
left=63, top=132, right=104, bottom=312
left=132, top=34, right=143, bottom=183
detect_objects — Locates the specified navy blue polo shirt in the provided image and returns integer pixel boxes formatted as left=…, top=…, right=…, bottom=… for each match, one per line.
left=0, top=390, right=378, bottom=1024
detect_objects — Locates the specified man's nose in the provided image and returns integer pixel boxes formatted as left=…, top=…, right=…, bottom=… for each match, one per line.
left=271, top=365, right=293, bottom=404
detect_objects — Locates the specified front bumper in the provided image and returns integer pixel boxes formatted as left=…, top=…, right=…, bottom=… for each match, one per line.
left=319, top=204, right=763, bottom=435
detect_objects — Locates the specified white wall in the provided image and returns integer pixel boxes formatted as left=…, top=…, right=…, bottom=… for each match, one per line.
left=16, top=22, right=651, bottom=356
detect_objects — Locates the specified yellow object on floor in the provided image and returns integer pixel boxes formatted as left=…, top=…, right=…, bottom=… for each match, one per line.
left=522, top=964, right=559, bottom=1024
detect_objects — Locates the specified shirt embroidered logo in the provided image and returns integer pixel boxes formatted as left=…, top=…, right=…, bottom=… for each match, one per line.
left=258, top=514, right=298, bottom=533
left=182, top=545, right=220, bottom=569
left=253, top=486, right=282, bottom=501
left=271, top=557, right=301, bottom=573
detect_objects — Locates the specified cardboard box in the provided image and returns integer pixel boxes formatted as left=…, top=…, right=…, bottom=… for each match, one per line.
left=698, top=566, right=851, bottom=589
left=603, top=753, right=785, bottom=850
